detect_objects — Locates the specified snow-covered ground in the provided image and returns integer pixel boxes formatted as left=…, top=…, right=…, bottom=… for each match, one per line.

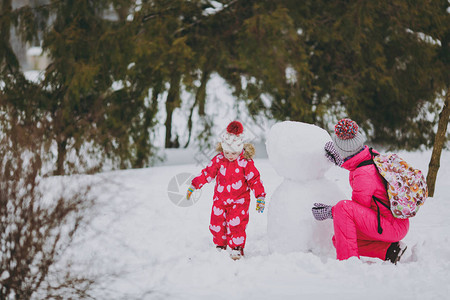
left=64, top=145, right=450, bottom=300
left=19, top=72, right=449, bottom=299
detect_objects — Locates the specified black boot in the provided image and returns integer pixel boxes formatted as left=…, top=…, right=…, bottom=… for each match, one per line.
left=385, top=241, right=407, bottom=264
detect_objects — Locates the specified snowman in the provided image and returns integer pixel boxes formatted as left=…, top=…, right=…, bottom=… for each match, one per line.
left=266, top=121, right=347, bottom=256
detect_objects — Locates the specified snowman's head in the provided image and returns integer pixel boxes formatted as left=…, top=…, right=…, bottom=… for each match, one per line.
left=266, top=121, right=332, bottom=181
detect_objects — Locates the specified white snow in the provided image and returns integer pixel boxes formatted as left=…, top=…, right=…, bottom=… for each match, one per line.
left=57, top=130, right=450, bottom=300
left=24, top=70, right=45, bottom=83
left=26, top=46, right=43, bottom=56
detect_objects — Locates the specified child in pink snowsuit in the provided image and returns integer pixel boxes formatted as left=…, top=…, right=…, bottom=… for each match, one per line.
left=312, top=119, right=409, bottom=263
left=186, top=121, right=266, bottom=260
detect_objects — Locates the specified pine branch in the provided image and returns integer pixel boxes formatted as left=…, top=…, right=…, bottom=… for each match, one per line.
left=173, top=0, right=240, bottom=36
left=0, top=1, right=59, bottom=19
left=139, top=0, right=242, bottom=36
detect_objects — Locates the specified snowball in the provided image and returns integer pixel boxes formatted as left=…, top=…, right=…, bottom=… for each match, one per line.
left=266, top=121, right=332, bottom=181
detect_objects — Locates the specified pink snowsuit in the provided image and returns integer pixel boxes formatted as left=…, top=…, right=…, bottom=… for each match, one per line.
left=332, top=146, right=409, bottom=260
left=192, top=151, right=266, bottom=249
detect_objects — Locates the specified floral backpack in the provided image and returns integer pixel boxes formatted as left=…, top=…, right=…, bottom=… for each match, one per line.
left=359, top=149, right=428, bottom=219
left=358, top=149, right=428, bottom=233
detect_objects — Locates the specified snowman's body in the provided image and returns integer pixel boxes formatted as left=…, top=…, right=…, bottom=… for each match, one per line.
left=266, top=121, right=347, bottom=256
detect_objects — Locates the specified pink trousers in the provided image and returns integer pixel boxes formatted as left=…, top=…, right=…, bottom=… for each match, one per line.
left=332, top=200, right=409, bottom=260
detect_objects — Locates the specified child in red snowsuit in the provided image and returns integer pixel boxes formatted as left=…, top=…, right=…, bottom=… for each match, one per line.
left=186, top=121, right=266, bottom=260
left=312, top=119, right=409, bottom=263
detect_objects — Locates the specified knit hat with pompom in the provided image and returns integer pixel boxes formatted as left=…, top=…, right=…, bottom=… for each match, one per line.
left=332, top=118, right=366, bottom=159
left=221, top=121, right=245, bottom=153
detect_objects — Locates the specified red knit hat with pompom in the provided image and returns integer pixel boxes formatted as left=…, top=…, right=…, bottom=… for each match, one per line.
left=221, top=121, right=245, bottom=153
left=227, top=121, right=244, bottom=135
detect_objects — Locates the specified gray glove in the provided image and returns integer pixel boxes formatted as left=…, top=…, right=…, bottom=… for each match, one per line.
left=324, top=141, right=343, bottom=167
left=312, top=203, right=333, bottom=220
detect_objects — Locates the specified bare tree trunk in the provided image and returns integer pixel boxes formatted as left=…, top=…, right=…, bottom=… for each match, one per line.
left=55, top=139, right=67, bottom=176
left=197, top=68, right=210, bottom=116
left=184, top=96, right=198, bottom=148
left=0, top=0, right=20, bottom=73
left=114, top=2, right=131, bottom=22
left=165, top=72, right=181, bottom=148
left=427, top=90, right=450, bottom=197
left=185, top=67, right=211, bottom=147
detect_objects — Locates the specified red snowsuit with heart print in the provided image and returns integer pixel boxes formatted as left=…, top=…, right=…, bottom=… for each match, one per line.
left=191, top=148, right=266, bottom=250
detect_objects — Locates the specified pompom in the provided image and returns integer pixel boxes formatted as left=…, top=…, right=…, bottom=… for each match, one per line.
left=335, top=118, right=358, bottom=140
left=227, top=121, right=244, bottom=135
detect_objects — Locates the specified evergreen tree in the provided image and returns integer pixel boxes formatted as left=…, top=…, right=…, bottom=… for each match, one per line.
left=1, top=0, right=448, bottom=177
left=281, top=0, right=447, bottom=149
left=1, top=0, right=160, bottom=174
left=135, top=0, right=204, bottom=149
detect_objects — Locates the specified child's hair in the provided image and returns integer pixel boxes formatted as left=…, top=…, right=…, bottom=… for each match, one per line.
left=216, top=142, right=255, bottom=160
